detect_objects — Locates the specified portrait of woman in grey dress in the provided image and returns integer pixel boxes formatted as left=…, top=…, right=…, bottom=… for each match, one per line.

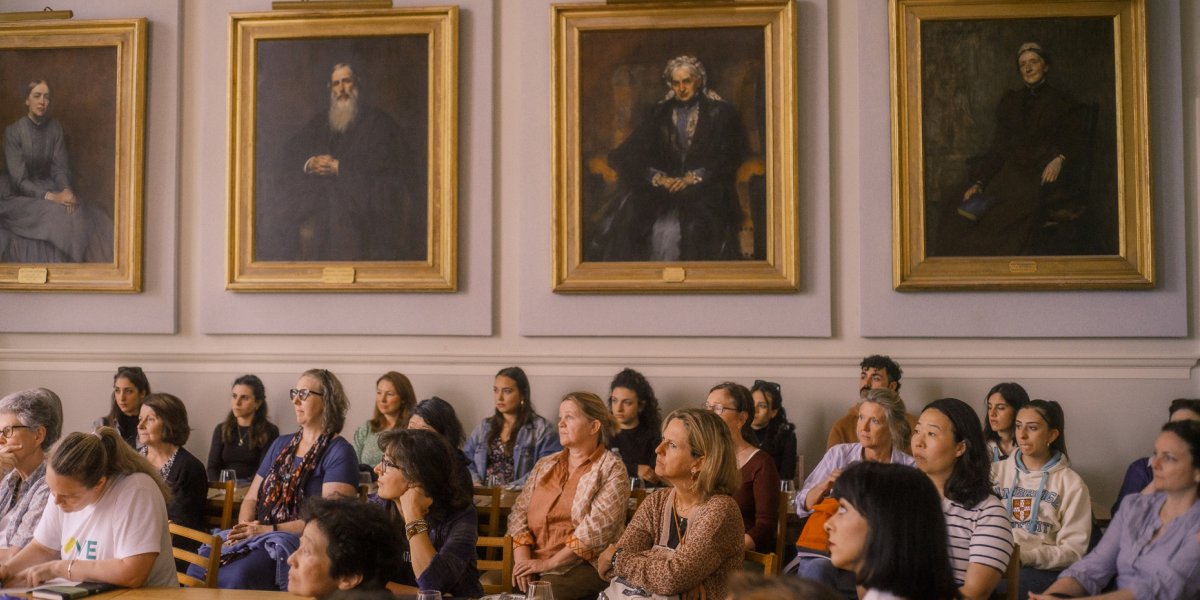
left=0, top=78, right=112, bottom=263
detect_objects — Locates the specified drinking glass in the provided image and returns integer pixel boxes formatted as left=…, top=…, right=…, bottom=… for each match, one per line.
left=219, top=469, right=238, bottom=483
left=629, top=476, right=643, bottom=491
left=526, top=580, right=555, bottom=600
left=416, top=590, right=442, bottom=600
left=486, top=474, right=503, bottom=488
left=780, top=479, right=797, bottom=512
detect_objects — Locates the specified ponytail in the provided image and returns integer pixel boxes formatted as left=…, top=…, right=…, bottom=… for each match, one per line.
left=50, top=427, right=172, bottom=503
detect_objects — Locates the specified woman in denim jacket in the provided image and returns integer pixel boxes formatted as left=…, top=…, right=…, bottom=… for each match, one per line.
left=464, top=366, right=562, bottom=487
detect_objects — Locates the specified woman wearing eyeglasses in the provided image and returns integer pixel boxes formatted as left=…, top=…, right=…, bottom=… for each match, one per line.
left=374, top=428, right=481, bottom=597
left=192, top=368, right=359, bottom=590
left=705, top=382, right=780, bottom=553
left=0, top=388, right=62, bottom=560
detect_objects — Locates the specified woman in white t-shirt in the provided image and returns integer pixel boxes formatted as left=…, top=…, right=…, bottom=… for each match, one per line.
left=0, top=427, right=177, bottom=588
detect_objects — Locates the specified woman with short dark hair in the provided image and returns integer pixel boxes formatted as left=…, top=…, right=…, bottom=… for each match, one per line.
left=0, top=387, right=62, bottom=559
left=825, top=462, right=959, bottom=600
left=374, top=428, right=480, bottom=597
left=207, top=374, right=280, bottom=482
left=286, top=497, right=402, bottom=599
left=138, top=393, right=208, bottom=549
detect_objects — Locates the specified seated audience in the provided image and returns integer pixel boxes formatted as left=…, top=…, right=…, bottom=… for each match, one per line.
left=607, top=368, right=662, bottom=485
left=0, top=388, right=62, bottom=559
left=351, top=371, right=416, bottom=468
left=138, top=393, right=208, bottom=564
left=207, top=374, right=280, bottom=482
left=706, top=382, right=779, bottom=553
left=198, top=368, right=358, bottom=590
left=911, top=398, right=1014, bottom=600
left=464, top=366, right=561, bottom=486
left=749, top=379, right=798, bottom=481
left=406, top=395, right=472, bottom=492
left=1032, top=420, right=1200, bottom=600
left=286, top=497, right=402, bottom=599
left=982, top=382, right=1030, bottom=462
left=508, top=392, right=627, bottom=599
left=597, top=408, right=744, bottom=600
left=828, top=355, right=917, bottom=449
left=0, top=427, right=177, bottom=587
left=825, top=462, right=959, bottom=600
left=992, top=399, right=1091, bottom=597
left=725, top=571, right=841, bottom=600
left=375, top=428, right=480, bottom=597
left=99, top=366, right=150, bottom=448
left=789, top=387, right=913, bottom=594
left=1112, top=397, right=1200, bottom=516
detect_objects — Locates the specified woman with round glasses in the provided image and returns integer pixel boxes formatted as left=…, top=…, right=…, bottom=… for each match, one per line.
left=0, top=388, right=62, bottom=559
left=193, top=368, right=359, bottom=590
left=705, top=382, right=779, bottom=553
left=374, top=428, right=480, bottom=597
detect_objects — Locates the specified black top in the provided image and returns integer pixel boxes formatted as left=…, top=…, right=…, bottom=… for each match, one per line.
left=610, top=421, right=661, bottom=478
left=165, top=447, right=209, bottom=530
left=100, top=413, right=140, bottom=448
left=206, top=422, right=280, bottom=481
left=750, top=419, right=798, bottom=480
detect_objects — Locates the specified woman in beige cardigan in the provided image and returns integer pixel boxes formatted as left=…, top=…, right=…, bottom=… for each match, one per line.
left=597, top=408, right=744, bottom=600
left=507, top=392, right=629, bottom=600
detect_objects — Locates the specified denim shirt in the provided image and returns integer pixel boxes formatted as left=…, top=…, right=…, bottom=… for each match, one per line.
left=464, top=416, right=562, bottom=487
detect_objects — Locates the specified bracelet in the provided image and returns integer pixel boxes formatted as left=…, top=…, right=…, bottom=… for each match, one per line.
left=405, top=519, right=429, bottom=540
left=67, top=559, right=75, bottom=579
left=609, top=547, right=623, bottom=571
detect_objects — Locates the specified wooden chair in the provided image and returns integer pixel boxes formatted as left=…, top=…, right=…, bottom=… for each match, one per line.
left=626, top=488, right=648, bottom=523
left=169, top=522, right=222, bottom=588
left=1002, top=543, right=1021, bottom=600
left=206, top=480, right=236, bottom=530
left=477, top=535, right=514, bottom=594
left=474, top=485, right=503, bottom=537
left=744, top=550, right=779, bottom=576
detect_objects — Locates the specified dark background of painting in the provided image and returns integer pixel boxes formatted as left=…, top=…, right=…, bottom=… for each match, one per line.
left=578, top=27, right=767, bottom=262
left=253, top=35, right=429, bottom=261
left=0, top=47, right=118, bottom=219
left=920, top=18, right=1117, bottom=256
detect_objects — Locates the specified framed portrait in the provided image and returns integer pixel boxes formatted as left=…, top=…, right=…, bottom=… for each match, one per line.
left=227, top=7, right=457, bottom=292
left=551, top=1, right=798, bottom=293
left=890, top=0, right=1152, bottom=290
left=0, top=18, right=146, bottom=292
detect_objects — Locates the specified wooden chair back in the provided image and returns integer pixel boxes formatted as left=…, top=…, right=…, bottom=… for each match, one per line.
left=744, top=550, right=779, bottom=576
left=474, top=485, right=503, bottom=536
left=206, top=480, right=236, bottom=530
left=1003, top=543, right=1021, bottom=600
left=477, top=535, right=514, bottom=594
left=169, top=522, right=222, bottom=588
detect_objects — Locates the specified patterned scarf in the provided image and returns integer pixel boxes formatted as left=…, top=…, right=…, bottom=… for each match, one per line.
left=256, top=432, right=333, bottom=524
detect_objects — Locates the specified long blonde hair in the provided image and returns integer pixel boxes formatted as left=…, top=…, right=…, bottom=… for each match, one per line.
left=49, top=427, right=172, bottom=502
left=663, top=408, right=739, bottom=498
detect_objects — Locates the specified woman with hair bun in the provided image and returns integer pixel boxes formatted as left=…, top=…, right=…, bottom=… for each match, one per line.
left=0, top=427, right=177, bottom=587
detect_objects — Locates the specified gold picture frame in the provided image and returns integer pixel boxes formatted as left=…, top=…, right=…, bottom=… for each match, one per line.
left=551, top=1, right=798, bottom=293
left=227, top=7, right=457, bottom=292
left=0, top=18, right=146, bottom=292
left=891, top=0, right=1152, bottom=290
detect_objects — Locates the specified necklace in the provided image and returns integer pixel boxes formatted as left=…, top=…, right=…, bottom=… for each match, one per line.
left=237, top=426, right=249, bottom=447
left=671, top=507, right=687, bottom=543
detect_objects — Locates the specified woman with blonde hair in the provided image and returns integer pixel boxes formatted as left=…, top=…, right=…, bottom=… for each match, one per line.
left=508, top=392, right=628, bottom=600
left=0, top=427, right=177, bottom=587
left=597, top=408, right=744, bottom=600
left=351, top=371, right=416, bottom=468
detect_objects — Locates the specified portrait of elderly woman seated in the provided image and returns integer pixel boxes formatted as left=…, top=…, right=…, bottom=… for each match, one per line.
left=507, top=391, right=629, bottom=600
left=0, top=388, right=62, bottom=560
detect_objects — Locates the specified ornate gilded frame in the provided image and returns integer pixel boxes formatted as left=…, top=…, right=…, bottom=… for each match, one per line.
left=0, top=19, right=146, bottom=292
left=891, top=0, right=1152, bottom=290
left=551, top=1, right=798, bottom=293
left=227, top=7, right=457, bottom=292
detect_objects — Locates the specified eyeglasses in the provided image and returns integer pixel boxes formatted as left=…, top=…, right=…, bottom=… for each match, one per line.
left=0, top=425, right=33, bottom=438
left=703, top=402, right=736, bottom=415
left=289, top=388, right=325, bottom=401
left=379, top=458, right=401, bottom=474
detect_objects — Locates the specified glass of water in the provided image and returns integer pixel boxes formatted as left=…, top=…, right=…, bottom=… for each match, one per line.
left=219, top=469, right=238, bottom=484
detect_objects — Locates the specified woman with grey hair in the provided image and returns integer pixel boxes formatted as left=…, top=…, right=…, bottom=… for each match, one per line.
left=0, top=387, right=62, bottom=559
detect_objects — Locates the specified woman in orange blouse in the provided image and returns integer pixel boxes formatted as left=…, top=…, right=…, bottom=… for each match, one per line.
left=507, top=391, right=629, bottom=600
